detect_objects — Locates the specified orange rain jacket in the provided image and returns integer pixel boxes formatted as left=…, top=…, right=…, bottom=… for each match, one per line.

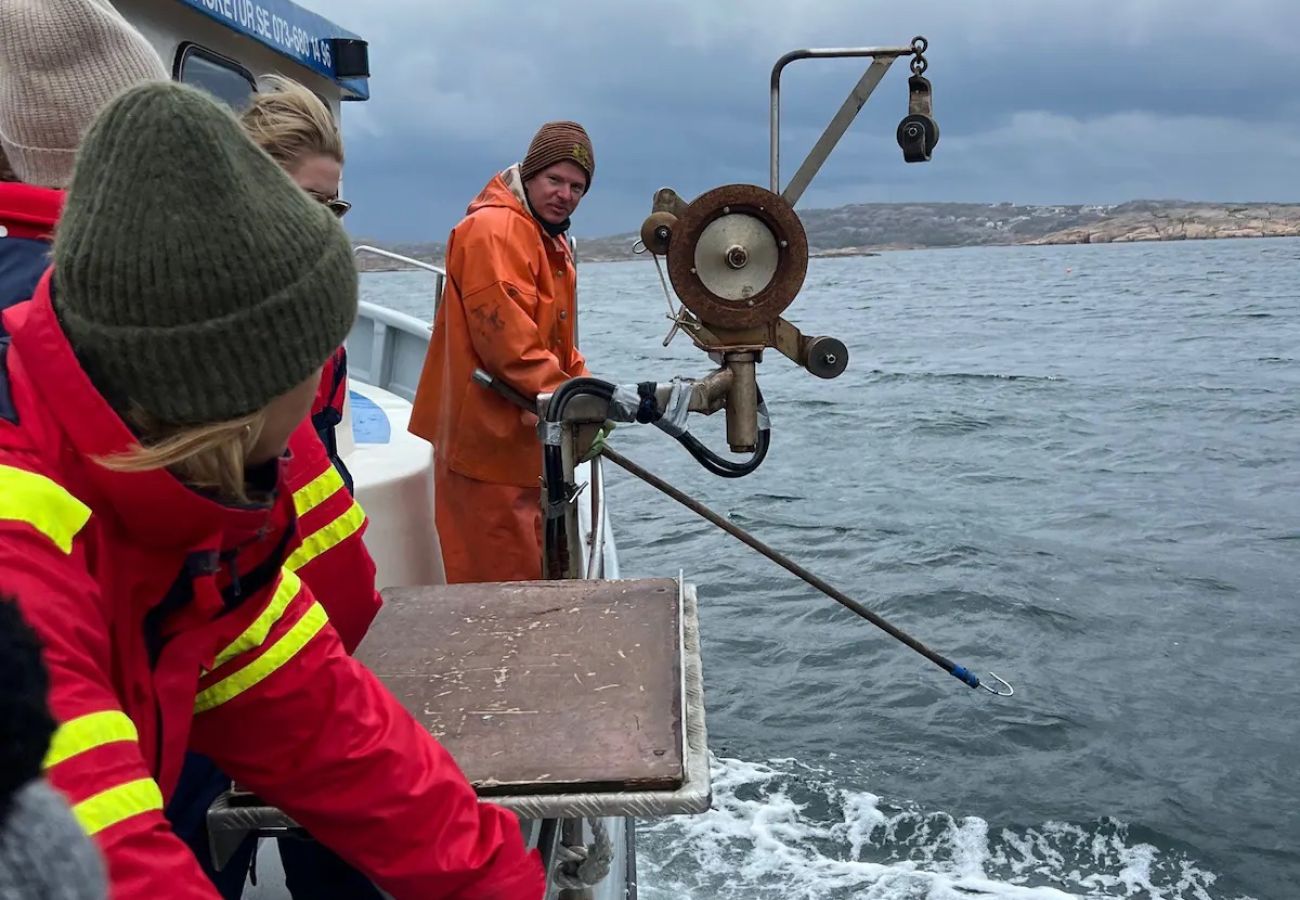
left=409, top=168, right=588, bottom=488
left=0, top=276, right=544, bottom=899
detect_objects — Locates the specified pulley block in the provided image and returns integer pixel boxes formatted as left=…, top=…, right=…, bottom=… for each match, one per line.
left=897, top=73, right=939, bottom=163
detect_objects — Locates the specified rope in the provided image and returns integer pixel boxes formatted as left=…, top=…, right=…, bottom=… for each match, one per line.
left=553, top=817, right=614, bottom=890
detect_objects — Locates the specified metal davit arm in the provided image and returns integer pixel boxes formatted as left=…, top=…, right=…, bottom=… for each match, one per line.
left=769, top=42, right=923, bottom=200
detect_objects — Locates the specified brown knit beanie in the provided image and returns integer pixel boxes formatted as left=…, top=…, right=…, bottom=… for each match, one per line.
left=53, top=81, right=357, bottom=426
left=520, top=121, right=594, bottom=188
left=0, top=0, right=168, bottom=189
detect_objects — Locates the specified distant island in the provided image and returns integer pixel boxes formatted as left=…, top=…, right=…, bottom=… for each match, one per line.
left=352, top=199, right=1300, bottom=270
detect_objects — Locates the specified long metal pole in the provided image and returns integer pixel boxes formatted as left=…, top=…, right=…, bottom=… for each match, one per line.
left=601, top=448, right=1012, bottom=696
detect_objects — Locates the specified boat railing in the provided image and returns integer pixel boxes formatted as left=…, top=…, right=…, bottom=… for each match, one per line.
left=353, top=244, right=447, bottom=306
left=347, top=246, right=444, bottom=402
left=585, top=456, right=607, bottom=580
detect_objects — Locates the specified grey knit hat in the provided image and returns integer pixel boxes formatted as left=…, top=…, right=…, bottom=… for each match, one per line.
left=53, top=81, right=358, bottom=425
left=0, top=0, right=168, bottom=189
left=0, top=781, right=106, bottom=900
left=0, top=598, right=105, bottom=899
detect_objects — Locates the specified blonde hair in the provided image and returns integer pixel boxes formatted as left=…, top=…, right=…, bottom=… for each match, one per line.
left=240, top=74, right=343, bottom=169
left=97, top=408, right=270, bottom=506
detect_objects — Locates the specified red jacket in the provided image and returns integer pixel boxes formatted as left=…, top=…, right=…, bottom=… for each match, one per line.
left=0, top=180, right=62, bottom=240
left=0, top=182, right=63, bottom=329
left=309, top=345, right=353, bottom=494
left=282, top=408, right=376, bottom=653
left=312, top=345, right=348, bottom=429
left=0, top=275, right=544, bottom=899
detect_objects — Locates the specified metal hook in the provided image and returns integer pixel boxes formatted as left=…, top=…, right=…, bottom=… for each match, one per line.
left=981, top=672, right=1014, bottom=696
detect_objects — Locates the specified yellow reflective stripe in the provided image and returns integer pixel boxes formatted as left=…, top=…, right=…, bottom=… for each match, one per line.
left=210, top=569, right=303, bottom=671
left=0, top=464, right=91, bottom=554
left=71, top=778, right=163, bottom=836
left=194, top=602, right=328, bottom=713
left=43, top=711, right=138, bottom=769
left=285, top=500, right=365, bottom=571
left=292, top=465, right=345, bottom=517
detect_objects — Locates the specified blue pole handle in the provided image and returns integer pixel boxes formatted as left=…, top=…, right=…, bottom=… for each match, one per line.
left=949, top=665, right=981, bottom=689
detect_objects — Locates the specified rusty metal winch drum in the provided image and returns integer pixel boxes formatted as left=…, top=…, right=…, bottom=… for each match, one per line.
left=665, top=184, right=809, bottom=332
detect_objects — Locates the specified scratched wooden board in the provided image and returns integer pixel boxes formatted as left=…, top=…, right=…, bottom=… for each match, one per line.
left=355, top=578, right=684, bottom=796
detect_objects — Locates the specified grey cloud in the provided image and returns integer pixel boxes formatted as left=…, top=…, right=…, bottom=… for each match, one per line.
left=309, top=0, right=1299, bottom=241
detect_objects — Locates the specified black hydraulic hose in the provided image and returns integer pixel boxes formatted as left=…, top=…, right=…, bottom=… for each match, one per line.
left=677, top=428, right=768, bottom=477
left=479, top=368, right=769, bottom=487
left=674, top=387, right=770, bottom=478
left=541, top=376, right=617, bottom=508
left=539, top=377, right=618, bottom=576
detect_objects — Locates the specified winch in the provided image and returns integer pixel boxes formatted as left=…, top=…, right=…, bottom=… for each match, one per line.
left=630, top=36, right=937, bottom=454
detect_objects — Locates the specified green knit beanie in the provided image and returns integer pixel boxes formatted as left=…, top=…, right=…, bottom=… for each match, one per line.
left=52, top=80, right=357, bottom=425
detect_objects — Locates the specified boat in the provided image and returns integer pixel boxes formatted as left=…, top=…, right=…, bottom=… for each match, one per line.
left=117, top=2, right=940, bottom=896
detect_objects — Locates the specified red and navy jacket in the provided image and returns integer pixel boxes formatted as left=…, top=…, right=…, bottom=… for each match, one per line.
left=0, top=182, right=62, bottom=333
left=0, top=275, right=544, bottom=899
left=311, top=345, right=353, bottom=494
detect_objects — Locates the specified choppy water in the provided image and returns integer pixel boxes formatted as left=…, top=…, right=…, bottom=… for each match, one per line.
left=362, top=236, right=1300, bottom=900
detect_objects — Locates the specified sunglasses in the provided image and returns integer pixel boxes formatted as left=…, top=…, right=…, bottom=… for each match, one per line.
left=307, top=190, right=351, bottom=219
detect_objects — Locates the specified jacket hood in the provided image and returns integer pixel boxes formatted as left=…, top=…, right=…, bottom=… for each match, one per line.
left=467, top=165, right=529, bottom=217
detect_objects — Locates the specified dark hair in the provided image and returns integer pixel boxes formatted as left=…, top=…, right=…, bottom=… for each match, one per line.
left=0, top=596, right=56, bottom=824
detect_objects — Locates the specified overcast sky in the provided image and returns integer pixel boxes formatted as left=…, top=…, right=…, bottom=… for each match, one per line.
left=307, top=0, right=1300, bottom=243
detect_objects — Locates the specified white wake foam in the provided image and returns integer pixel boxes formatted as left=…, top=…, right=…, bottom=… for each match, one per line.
left=636, top=755, right=1251, bottom=900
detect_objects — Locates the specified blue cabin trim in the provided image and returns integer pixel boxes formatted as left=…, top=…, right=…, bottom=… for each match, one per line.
left=171, top=0, right=370, bottom=100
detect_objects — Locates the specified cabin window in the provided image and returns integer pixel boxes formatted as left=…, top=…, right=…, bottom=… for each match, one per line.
left=175, top=44, right=257, bottom=111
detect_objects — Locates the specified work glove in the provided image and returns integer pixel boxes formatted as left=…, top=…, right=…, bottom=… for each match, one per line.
left=578, top=421, right=616, bottom=463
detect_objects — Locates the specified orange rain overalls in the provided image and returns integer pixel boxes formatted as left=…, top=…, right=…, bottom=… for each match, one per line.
left=409, top=167, right=588, bottom=583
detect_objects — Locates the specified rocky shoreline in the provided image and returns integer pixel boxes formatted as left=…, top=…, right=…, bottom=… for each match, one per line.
left=1028, top=204, right=1300, bottom=245
left=353, top=200, right=1300, bottom=270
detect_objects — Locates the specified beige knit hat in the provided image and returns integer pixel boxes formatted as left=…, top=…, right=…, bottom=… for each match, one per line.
left=520, top=121, right=594, bottom=188
left=0, top=0, right=168, bottom=189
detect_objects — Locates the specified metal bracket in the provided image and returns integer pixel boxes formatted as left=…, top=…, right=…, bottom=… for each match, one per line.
left=770, top=45, right=918, bottom=204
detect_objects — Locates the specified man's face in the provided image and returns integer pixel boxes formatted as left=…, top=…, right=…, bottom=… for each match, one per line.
left=524, top=161, right=588, bottom=225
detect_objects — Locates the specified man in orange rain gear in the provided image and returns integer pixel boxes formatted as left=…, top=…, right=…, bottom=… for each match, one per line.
left=410, top=122, right=594, bottom=583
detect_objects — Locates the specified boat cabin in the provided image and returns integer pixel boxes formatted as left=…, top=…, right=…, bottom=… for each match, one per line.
left=115, top=0, right=369, bottom=114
